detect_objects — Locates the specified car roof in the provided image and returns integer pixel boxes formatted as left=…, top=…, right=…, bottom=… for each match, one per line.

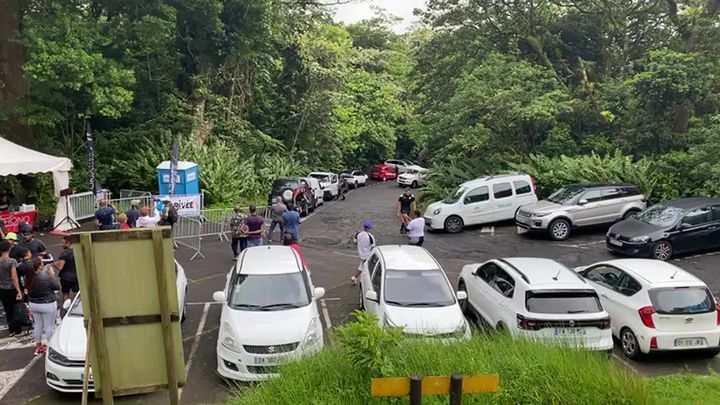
left=460, top=173, right=530, bottom=188
left=500, top=258, right=587, bottom=288
left=567, top=182, right=637, bottom=189
left=660, top=197, right=720, bottom=210
left=605, top=259, right=704, bottom=285
left=376, top=245, right=440, bottom=271
left=237, top=246, right=302, bottom=275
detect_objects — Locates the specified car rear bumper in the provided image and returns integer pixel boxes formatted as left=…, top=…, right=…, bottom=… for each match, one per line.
left=638, top=329, right=720, bottom=353
left=605, top=237, right=653, bottom=257
left=45, top=356, right=94, bottom=393
left=516, top=331, right=614, bottom=351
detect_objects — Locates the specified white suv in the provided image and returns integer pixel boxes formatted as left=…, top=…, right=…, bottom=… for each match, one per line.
left=424, top=173, right=538, bottom=233
left=397, top=166, right=428, bottom=188
left=214, top=246, right=325, bottom=380
left=576, top=259, right=720, bottom=359
left=384, top=159, right=416, bottom=174
left=458, top=257, right=613, bottom=351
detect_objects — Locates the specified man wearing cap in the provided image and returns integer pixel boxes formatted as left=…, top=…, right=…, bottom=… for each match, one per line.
left=5, top=232, right=23, bottom=261
left=351, top=220, right=375, bottom=284
left=126, top=199, right=142, bottom=228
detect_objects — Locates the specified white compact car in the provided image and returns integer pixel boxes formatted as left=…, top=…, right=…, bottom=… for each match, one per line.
left=424, top=173, right=538, bottom=233
left=359, top=245, right=470, bottom=339
left=341, top=170, right=368, bottom=188
left=397, top=166, right=428, bottom=188
left=308, top=172, right=339, bottom=201
left=458, top=257, right=613, bottom=351
left=576, top=259, right=720, bottom=359
left=46, top=261, right=188, bottom=393
left=214, top=246, right=325, bottom=381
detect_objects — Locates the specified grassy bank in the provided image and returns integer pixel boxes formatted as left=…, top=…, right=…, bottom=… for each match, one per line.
left=228, top=335, right=651, bottom=405
left=650, top=373, right=720, bottom=404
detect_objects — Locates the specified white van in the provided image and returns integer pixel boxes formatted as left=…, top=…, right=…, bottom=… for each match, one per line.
left=423, top=173, right=538, bottom=233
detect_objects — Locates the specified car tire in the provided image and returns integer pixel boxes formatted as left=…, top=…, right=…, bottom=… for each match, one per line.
left=620, top=327, right=642, bottom=359
left=651, top=240, right=673, bottom=261
left=495, top=322, right=509, bottom=335
left=458, top=281, right=469, bottom=314
left=548, top=218, right=571, bottom=241
left=411, top=180, right=418, bottom=188
left=623, top=209, right=641, bottom=220
left=444, top=216, right=464, bottom=233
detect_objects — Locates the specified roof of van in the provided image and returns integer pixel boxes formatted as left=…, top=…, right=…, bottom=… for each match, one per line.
left=459, top=173, right=531, bottom=188
left=608, top=259, right=703, bottom=285
left=500, top=258, right=587, bottom=288
left=377, top=245, right=440, bottom=271
left=236, top=246, right=303, bottom=275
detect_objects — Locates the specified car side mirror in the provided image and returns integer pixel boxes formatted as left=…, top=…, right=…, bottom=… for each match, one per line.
left=679, top=223, right=692, bottom=231
left=456, top=291, right=468, bottom=300
left=365, top=290, right=378, bottom=302
left=313, top=287, right=326, bottom=299
left=212, top=291, right=226, bottom=303
left=62, top=299, right=72, bottom=311
left=578, top=199, right=588, bottom=206
left=464, top=197, right=471, bottom=204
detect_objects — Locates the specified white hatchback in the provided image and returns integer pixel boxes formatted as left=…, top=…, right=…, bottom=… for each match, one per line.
left=359, top=245, right=470, bottom=339
left=45, top=260, right=188, bottom=393
left=214, top=246, right=325, bottom=381
left=576, top=259, right=720, bottom=358
left=458, top=257, right=613, bottom=351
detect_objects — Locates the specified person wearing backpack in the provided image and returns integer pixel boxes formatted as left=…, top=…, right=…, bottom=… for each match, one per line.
left=229, top=206, right=249, bottom=260
left=0, top=240, right=23, bottom=336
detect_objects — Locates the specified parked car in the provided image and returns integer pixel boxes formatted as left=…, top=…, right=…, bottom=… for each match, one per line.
left=397, top=167, right=428, bottom=188
left=424, top=173, right=538, bottom=233
left=516, top=183, right=646, bottom=241
left=214, top=246, right=325, bottom=381
left=301, top=176, right=324, bottom=206
left=268, top=177, right=316, bottom=215
left=340, top=173, right=357, bottom=190
left=458, top=257, right=613, bottom=351
left=575, top=259, right=720, bottom=359
left=308, top=172, right=339, bottom=201
left=384, top=159, right=417, bottom=174
left=359, top=245, right=470, bottom=340
left=370, top=163, right=398, bottom=181
left=340, top=170, right=368, bottom=188
left=606, top=197, right=720, bottom=261
left=46, top=261, right=188, bottom=393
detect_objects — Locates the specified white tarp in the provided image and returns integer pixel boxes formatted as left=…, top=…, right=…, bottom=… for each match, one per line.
left=0, top=137, right=75, bottom=231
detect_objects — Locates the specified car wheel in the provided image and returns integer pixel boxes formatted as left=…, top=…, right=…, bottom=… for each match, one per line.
left=651, top=241, right=673, bottom=261
left=548, top=218, right=571, bottom=241
left=411, top=180, right=418, bottom=188
left=620, top=327, right=641, bottom=359
left=458, top=281, right=469, bottom=314
left=444, top=216, right=464, bottom=233
left=495, top=322, right=509, bottom=335
left=623, top=209, right=640, bottom=220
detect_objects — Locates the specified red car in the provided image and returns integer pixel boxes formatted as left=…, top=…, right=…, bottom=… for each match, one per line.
left=370, top=163, right=398, bottom=181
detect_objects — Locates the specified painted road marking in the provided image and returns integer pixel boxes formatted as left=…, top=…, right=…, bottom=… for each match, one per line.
left=0, top=353, right=41, bottom=400
left=320, top=299, right=333, bottom=330
left=559, top=240, right=604, bottom=249
left=180, top=302, right=211, bottom=401
left=480, top=226, right=495, bottom=235
left=675, top=251, right=720, bottom=261
left=611, top=352, right=640, bottom=374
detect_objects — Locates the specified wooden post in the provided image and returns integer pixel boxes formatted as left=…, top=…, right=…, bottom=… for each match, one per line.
left=449, top=374, right=463, bottom=405
left=80, top=234, right=114, bottom=405
left=81, top=319, right=93, bottom=405
left=151, top=229, right=179, bottom=405
left=409, top=375, right=422, bottom=405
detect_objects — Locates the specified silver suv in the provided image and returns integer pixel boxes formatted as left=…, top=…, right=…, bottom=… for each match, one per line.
left=515, top=183, right=647, bottom=241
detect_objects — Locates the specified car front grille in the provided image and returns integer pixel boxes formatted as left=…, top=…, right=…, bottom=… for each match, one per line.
left=247, top=365, right=281, bottom=374
left=62, top=380, right=94, bottom=387
left=243, top=342, right=299, bottom=354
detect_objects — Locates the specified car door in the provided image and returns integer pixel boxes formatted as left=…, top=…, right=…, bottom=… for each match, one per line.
left=487, top=268, right=516, bottom=329
left=368, top=260, right=384, bottom=319
left=599, top=187, right=626, bottom=222
left=361, top=254, right=379, bottom=308
left=490, top=182, right=515, bottom=221
left=573, top=189, right=604, bottom=226
left=461, top=185, right=493, bottom=225
left=672, top=206, right=716, bottom=254
left=512, top=179, right=535, bottom=207
left=581, top=265, right=627, bottom=336
left=466, top=262, right=499, bottom=325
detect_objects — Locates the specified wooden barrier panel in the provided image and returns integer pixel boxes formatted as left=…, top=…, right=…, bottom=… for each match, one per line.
left=371, top=374, right=499, bottom=397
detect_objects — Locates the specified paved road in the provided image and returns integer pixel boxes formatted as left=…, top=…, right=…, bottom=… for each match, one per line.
left=1, top=181, right=719, bottom=403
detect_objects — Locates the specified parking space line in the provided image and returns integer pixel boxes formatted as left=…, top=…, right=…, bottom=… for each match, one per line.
left=674, top=251, right=720, bottom=261
left=180, top=302, right=211, bottom=400
left=320, top=299, right=333, bottom=330
left=610, top=352, right=640, bottom=374
left=0, top=354, right=41, bottom=400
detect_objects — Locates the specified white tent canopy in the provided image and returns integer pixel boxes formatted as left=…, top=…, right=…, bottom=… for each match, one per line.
left=0, top=137, right=76, bottom=231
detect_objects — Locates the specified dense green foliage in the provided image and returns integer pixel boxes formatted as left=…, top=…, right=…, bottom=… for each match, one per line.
left=2, top=0, right=720, bottom=208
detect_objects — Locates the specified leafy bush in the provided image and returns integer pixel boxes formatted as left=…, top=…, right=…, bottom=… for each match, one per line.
left=334, top=310, right=404, bottom=376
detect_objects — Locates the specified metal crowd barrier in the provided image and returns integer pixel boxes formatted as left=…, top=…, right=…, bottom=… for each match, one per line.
left=173, top=216, right=204, bottom=261
left=67, top=191, right=98, bottom=220
left=106, top=196, right=154, bottom=214
left=119, top=189, right=152, bottom=200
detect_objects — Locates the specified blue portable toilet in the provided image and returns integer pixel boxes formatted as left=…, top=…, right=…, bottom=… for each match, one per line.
left=156, top=161, right=200, bottom=195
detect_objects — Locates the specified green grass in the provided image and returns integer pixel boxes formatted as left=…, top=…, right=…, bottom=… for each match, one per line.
left=228, top=335, right=652, bottom=405
left=649, top=373, right=720, bottom=404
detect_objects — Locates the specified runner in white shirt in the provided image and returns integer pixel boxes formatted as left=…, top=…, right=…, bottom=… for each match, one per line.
left=406, top=210, right=425, bottom=246
left=351, top=220, right=375, bottom=284
left=136, top=206, right=162, bottom=228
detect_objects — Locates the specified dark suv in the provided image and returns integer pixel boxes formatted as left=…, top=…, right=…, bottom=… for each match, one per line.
left=268, top=177, right=316, bottom=215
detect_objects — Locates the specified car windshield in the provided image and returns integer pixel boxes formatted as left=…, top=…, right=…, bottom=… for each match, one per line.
left=443, top=186, right=467, bottom=204
left=309, top=174, right=330, bottom=182
left=525, top=291, right=602, bottom=314
left=649, top=287, right=714, bottom=314
left=384, top=269, right=455, bottom=307
left=547, top=186, right=585, bottom=204
left=229, top=272, right=310, bottom=311
left=272, top=179, right=300, bottom=192
left=68, top=296, right=83, bottom=317
left=634, top=204, right=685, bottom=227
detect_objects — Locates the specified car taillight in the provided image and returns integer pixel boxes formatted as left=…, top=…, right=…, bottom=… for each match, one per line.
left=715, top=303, right=720, bottom=326
left=650, top=337, right=658, bottom=349
left=638, top=306, right=656, bottom=328
left=531, top=177, right=537, bottom=193
left=598, top=317, right=611, bottom=329
left=516, top=314, right=541, bottom=331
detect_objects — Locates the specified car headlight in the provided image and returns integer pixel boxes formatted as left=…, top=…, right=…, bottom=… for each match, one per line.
left=630, top=235, right=650, bottom=243
left=433, top=208, right=442, bottom=215
left=48, top=347, right=72, bottom=367
left=532, top=212, right=551, bottom=217
left=303, top=318, right=321, bottom=346
left=455, top=319, right=470, bottom=338
left=220, top=322, right=241, bottom=352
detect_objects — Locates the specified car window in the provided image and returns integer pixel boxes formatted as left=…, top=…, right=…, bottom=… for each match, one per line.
left=581, top=189, right=603, bottom=203
left=464, top=186, right=489, bottom=204
left=490, top=269, right=515, bottom=298
left=649, top=287, right=714, bottom=314
left=493, top=182, right=513, bottom=199
left=371, top=261, right=382, bottom=292
left=384, top=269, right=455, bottom=307
left=712, top=206, right=720, bottom=221
left=229, top=273, right=311, bottom=310
left=601, top=188, right=622, bottom=201
left=583, top=265, right=624, bottom=289
left=616, top=274, right=642, bottom=296
left=367, top=254, right=379, bottom=274
left=525, top=290, right=602, bottom=314
left=682, top=207, right=712, bottom=227
left=476, top=263, right=499, bottom=283
left=513, top=180, right=531, bottom=195
left=621, top=186, right=640, bottom=197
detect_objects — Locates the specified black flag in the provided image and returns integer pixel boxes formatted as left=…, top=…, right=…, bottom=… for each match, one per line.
left=169, top=136, right=179, bottom=195
left=86, top=122, right=100, bottom=196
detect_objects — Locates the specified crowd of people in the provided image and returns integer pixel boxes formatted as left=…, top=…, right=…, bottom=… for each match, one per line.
left=94, top=197, right=178, bottom=230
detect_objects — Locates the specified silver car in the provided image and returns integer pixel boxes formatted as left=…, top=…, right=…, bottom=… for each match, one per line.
left=515, top=183, right=647, bottom=241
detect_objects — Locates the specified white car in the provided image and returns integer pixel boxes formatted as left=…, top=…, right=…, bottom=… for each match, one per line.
left=341, top=170, right=368, bottom=188
left=359, top=245, right=470, bottom=339
left=458, top=257, right=613, bottom=351
left=384, top=159, right=417, bottom=174
left=576, top=259, right=720, bottom=359
left=397, top=166, right=428, bottom=188
left=46, top=260, right=188, bottom=393
left=214, top=246, right=325, bottom=381
left=423, top=173, right=538, bottom=233
left=308, top=172, right=339, bottom=201
left=301, top=177, right=324, bottom=206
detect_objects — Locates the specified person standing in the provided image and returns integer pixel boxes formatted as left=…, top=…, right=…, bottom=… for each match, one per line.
left=406, top=210, right=425, bottom=246
left=268, top=197, right=287, bottom=242
left=94, top=199, right=117, bottom=230
left=229, top=206, right=249, bottom=260
left=126, top=200, right=141, bottom=228
left=55, top=236, right=78, bottom=303
left=281, top=203, right=302, bottom=243
left=338, top=176, right=347, bottom=200
left=17, top=230, right=47, bottom=258
left=0, top=240, right=23, bottom=336
left=396, top=188, right=415, bottom=234
left=160, top=197, right=178, bottom=229
left=26, top=257, right=60, bottom=355
left=5, top=232, right=23, bottom=260
left=136, top=206, right=162, bottom=228
left=117, top=213, right=130, bottom=229
left=351, top=221, right=375, bottom=284
left=244, top=205, right=265, bottom=247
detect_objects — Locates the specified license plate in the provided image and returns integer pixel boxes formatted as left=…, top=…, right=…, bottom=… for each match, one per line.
left=554, top=328, right=587, bottom=336
left=675, top=338, right=704, bottom=347
left=254, top=356, right=286, bottom=365
left=609, top=238, right=623, bottom=247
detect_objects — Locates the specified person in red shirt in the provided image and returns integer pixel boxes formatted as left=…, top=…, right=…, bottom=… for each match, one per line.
left=283, top=234, right=308, bottom=272
left=117, top=213, right=130, bottom=229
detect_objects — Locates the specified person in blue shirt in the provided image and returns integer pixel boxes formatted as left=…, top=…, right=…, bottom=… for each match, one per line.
left=94, top=199, right=117, bottom=230
left=281, top=203, right=302, bottom=243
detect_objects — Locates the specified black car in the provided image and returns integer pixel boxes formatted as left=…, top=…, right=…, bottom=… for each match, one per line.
left=268, top=177, right=316, bottom=215
left=606, top=197, right=720, bottom=260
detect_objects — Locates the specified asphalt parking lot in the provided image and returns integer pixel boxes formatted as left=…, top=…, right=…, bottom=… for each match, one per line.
left=1, top=181, right=719, bottom=403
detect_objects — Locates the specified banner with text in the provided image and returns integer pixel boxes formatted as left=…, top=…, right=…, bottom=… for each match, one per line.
left=154, top=194, right=203, bottom=217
